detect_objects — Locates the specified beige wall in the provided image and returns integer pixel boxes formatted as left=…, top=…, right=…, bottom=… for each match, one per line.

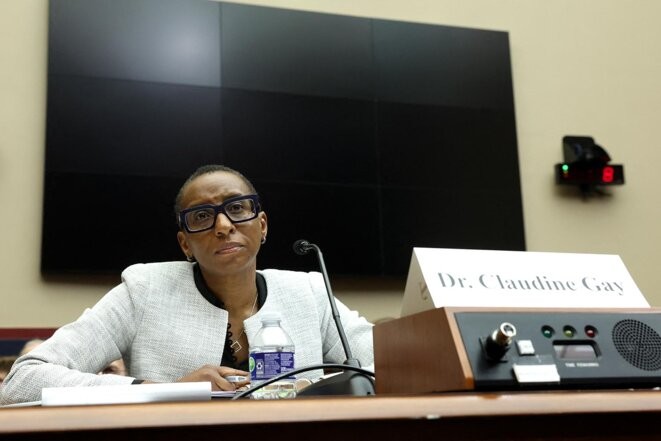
left=2, top=0, right=661, bottom=327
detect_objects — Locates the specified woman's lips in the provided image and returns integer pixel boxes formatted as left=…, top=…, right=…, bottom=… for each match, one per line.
left=215, top=243, right=243, bottom=254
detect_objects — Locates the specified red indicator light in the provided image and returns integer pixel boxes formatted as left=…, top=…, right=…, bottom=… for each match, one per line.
left=602, top=166, right=614, bottom=183
left=585, top=326, right=598, bottom=338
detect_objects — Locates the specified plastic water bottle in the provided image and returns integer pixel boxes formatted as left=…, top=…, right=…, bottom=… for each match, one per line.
left=249, top=312, right=296, bottom=399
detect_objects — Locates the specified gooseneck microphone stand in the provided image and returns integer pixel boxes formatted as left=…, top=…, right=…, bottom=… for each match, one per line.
left=292, top=239, right=375, bottom=396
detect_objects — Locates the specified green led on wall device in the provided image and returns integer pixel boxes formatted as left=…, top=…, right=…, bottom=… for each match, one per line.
left=555, top=135, right=624, bottom=196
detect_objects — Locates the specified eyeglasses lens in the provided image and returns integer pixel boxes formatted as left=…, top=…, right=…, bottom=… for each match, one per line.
left=224, top=199, right=257, bottom=222
left=185, top=208, right=216, bottom=232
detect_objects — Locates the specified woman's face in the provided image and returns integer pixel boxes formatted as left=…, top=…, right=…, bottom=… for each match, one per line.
left=176, top=171, right=267, bottom=278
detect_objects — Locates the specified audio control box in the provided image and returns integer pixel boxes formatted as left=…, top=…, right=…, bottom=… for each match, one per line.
left=374, top=307, right=661, bottom=394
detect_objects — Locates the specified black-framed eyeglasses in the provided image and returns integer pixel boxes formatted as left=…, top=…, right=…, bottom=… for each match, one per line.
left=178, top=194, right=261, bottom=233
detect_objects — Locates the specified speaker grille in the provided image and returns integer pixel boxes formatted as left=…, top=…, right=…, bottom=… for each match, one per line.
left=612, top=319, right=661, bottom=371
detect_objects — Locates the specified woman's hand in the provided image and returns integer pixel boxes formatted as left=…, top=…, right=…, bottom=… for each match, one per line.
left=175, top=365, right=250, bottom=391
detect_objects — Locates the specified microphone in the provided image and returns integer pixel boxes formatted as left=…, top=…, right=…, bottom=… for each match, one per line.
left=293, top=240, right=354, bottom=361
left=292, top=239, right=314, bottom=256
left=292, top=239, right=375, bottom=396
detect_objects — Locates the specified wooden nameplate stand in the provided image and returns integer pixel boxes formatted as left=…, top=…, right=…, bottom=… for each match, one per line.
left=374, top=307, right=474, bottom=394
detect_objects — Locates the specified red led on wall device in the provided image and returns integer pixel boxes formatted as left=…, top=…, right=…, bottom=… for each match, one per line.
left=555, top=136, right=625, bottom=189
left=555, top=163, right=624, bottom=185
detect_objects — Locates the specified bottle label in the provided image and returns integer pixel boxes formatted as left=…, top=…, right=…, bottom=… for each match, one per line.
left=249, top=351, right=295, bottom=381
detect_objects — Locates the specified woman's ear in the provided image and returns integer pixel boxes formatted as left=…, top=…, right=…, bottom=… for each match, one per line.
left=177, top=230, right=191, bottom=260
left=260, top=212, right=268, bottom=242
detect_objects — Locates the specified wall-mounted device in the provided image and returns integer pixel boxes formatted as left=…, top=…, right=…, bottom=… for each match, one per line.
left=374, top=307, right=661, bottom=394
left=555, top=136, right=624, bottom=194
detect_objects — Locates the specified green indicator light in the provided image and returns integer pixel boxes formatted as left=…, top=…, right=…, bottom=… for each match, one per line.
left=541, top=326, right=554, bottom=338
left=561, top=164, right=569, bottom=172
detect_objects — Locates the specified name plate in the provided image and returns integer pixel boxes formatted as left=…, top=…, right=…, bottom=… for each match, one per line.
left=401, top=248, right=649, bottom=316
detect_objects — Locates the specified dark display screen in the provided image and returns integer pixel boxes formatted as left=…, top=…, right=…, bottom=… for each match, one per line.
left=553, top=343, right=599, bottom=361
left=42, top=0, right=525, bottom=276
left=555, top=164, right=625, bottom=186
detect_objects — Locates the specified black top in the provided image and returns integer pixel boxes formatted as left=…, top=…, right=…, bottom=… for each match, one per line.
left=193, top=264, right=266, bottom=371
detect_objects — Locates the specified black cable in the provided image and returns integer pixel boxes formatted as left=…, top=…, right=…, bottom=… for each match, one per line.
left=231, top=363, right=375, bottom=400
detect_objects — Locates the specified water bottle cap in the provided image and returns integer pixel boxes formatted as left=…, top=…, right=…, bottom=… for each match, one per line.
left=260, top=311, right=282, bottom=323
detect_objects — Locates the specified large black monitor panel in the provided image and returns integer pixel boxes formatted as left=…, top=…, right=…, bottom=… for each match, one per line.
left=42, top=0, right=525, bottom=276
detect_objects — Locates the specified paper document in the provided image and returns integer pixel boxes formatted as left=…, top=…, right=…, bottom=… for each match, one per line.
left=41, top=382, right=212, bottom=406
left=1, top=400, right=42, bottom=408
left=211, top=390, right=237, bottom=398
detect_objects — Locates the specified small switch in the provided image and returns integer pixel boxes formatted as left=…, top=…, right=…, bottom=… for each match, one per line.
left=516, top=339, right=535, bottom=355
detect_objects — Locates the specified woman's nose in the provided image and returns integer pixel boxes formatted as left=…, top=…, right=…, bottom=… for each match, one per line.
left=214, top=212, right=235, bottom=236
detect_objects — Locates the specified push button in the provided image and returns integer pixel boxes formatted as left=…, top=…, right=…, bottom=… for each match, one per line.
left=516, top=339, right=535, bottom=355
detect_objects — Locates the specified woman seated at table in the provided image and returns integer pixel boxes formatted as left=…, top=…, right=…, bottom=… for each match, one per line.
left=1, top=165, right=373, bottom=404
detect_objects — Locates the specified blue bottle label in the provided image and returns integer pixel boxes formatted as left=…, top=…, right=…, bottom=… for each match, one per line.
left=249, top=351, right=295, bottom=381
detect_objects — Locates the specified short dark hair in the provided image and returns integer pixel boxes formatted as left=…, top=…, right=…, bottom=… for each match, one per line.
left=174, top=165, right=258, bottom=216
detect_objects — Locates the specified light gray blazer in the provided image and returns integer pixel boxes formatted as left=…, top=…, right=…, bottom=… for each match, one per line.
left=1, top=262, right=374, bottom=404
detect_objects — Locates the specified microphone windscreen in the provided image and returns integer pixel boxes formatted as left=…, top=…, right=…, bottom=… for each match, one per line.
left=293, top=239, right=311, bottom=255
